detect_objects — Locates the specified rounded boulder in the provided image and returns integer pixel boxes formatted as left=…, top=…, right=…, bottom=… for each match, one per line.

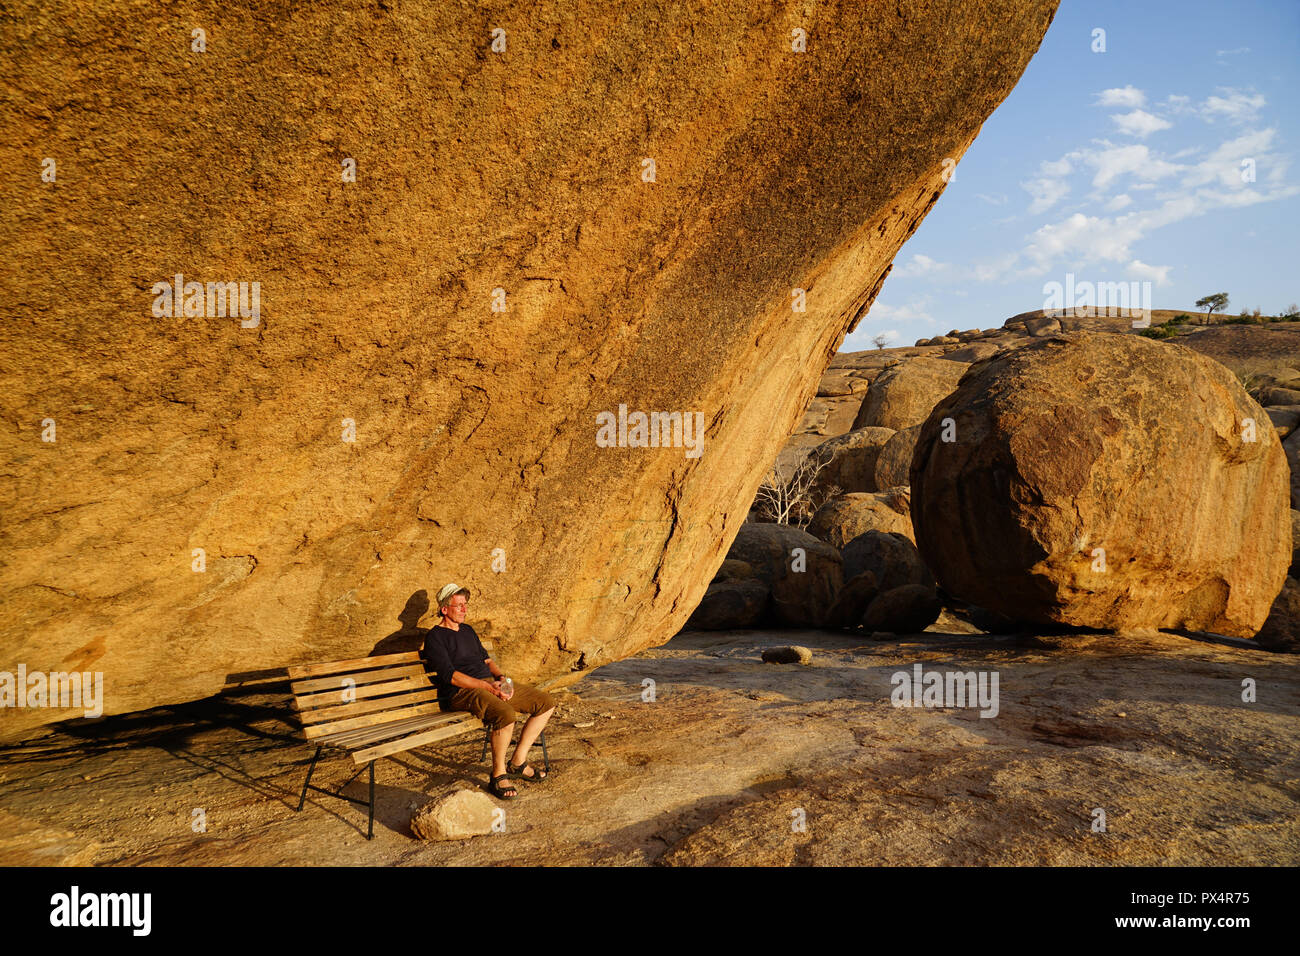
left=910, top=332, right=1290, bottom=637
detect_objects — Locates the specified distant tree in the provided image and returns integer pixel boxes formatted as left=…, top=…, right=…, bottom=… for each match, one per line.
left=1195, top=292, right=1229, bottom=323
left=1285, top=303, right=1299, bottom=319
left=871, top=333, right=890, bottom=350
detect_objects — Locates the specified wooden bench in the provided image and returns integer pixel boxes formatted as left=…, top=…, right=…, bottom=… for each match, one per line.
left=288, top=646, right=547, bottom=839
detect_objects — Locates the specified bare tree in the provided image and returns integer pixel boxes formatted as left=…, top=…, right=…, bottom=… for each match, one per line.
left=871, top=333, right=890, bottom=350
left=752, top=451, right=841, bottom=529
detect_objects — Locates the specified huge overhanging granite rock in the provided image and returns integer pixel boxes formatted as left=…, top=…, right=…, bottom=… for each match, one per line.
left=0, top=0, right=1059, bottom=739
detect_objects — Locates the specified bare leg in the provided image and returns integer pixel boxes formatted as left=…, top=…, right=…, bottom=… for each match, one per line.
left=489, top=722, right=514, bottom=779
left=510, top=706, right=555, bottom=776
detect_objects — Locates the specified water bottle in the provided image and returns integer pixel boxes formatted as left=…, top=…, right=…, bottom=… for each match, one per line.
left=501, top=676, right=514, bottom=700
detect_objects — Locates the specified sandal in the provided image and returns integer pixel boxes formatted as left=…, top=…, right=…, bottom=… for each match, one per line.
left=508, top=760, right=548, bottom=783
left=489, top=773, right=518, bottom=799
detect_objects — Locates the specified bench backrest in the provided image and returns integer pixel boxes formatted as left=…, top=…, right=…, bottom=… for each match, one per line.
left=288, top=639, right=497, bottom=741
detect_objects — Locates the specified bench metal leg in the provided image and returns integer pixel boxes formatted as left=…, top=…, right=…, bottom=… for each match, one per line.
left=367, top=760, right=375, bottom=840
left=369, top=759, right=379, bottom=842
left=297, top=745, right=322, bottom=811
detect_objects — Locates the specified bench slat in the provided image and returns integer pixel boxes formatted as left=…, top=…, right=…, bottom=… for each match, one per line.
left=287, top=650, right=422, bottom=680
left=290, top=664, right=427, bottom=696
left=316, top=714, right=444, bottom=748
left=351, top=715, right=482, bottom=764
left=320, top=711, right=474, bottom=749
left=304, top=700, right=447, bottom=739
left=298, top=687, right=440, bottom=726
left=294, top=675, right=431, bottom=710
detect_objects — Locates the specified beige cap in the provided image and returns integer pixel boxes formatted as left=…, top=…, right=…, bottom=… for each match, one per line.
left=436, top=582, right=470, bottom=609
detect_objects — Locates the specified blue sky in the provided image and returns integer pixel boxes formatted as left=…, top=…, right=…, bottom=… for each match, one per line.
left=843, top=0, right=1300, bottom=350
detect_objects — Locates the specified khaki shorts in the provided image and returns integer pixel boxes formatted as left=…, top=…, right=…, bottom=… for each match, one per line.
left=444, top=682, right=556, bottom=731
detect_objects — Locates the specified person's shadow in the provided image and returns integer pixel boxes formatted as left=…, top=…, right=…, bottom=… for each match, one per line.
left=370, top=590, right=432, bottom=657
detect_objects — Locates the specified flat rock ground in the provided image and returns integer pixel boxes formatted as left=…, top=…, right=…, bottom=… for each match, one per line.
left=1, top=622, right=1297, bottom=866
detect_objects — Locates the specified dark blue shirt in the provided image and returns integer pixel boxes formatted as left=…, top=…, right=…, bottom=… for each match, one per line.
left=421, top=623, right=491, bottom=706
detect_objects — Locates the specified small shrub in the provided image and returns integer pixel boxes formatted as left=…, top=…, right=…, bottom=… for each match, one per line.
left=1169, top=313, right=1190, bottom=325
left=1138, top=325, right=1177, bottom=340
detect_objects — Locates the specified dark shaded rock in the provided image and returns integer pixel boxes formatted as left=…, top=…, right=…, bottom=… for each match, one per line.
left=714, top=559, right=756, bottom=583
left=688, top=579, right=769, bottom=630
left=1255, top=577, right=1300, bottom=653
left=823, top=571, right=880, bottom=629
left=969, top=605, right=1030, bottom=634
left=761, top=645, right=813, bottom=665
left=1266, top=405, right=1299, bottom=439
left=1291, top=510, right=1300, bottom=578
left=1260, top=387, right=1300, bottom=406
left=806, top=426, right=896, bottom=497
left=842, top=530, right=935, bottom=593
left=860, top=584, right=942, bottom=633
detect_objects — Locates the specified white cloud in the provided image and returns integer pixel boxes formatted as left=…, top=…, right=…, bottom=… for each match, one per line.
left=892, top=254, right=948, bottom=278
left=866, top=301, right=933, bottom=322
left=1127, top=259, right=1172, bottom=286
left=1096, top=86, right=1146, bottom=109
left=1086, top=144, right=1183, bottom=190
left=1166, top=88, right=1267, bottom=125
left=1024, top=212, right=1145, bottom=267
left=1022, top=175, right=1071, bottom=214
left=1112, top=109, right=1172, bottom=138
left=970, top=252, right=1021, bottom=282
left=1106, top=193, right=1133, bottom=211
left=1202, top=90, right=1266, bottom=124
left=975, top=192, right=1008, bottom=206
left=1180, top=128, right=1279, bottom=189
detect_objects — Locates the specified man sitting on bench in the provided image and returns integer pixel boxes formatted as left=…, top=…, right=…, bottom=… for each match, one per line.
left=422, top=582, right=556, bottom=800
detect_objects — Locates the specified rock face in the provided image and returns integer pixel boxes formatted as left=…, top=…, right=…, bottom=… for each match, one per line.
left=824, top=571, right=881, bottom=629
left=727, top=523, right=843, bottom=628
left=911, top=333, right=1290, bottom=638
left=687, top=579, right=768, bottom=630
left=807, top=490, right=913, bottom=549
left=861, top=584, right=942, bottom=633
left=843, top=531, right=934, bottom=592
left=806, top=427, right=896, bottom=498
left=410, top=789, right=499, bottom=841
left=874, top=425, right=924, bottom=490
left=0, top=0, right=1060, bottom=739
left=1255, top=578, right=1300, bottom=652
left=851, top=358, right=969, bottom=431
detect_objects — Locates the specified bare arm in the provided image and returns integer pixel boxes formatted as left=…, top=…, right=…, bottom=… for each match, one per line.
left=449, top=665, right=507, bottom=698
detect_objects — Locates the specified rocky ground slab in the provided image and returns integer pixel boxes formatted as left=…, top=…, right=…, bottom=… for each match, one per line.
left=1, top=625, right=1295, bottom=866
